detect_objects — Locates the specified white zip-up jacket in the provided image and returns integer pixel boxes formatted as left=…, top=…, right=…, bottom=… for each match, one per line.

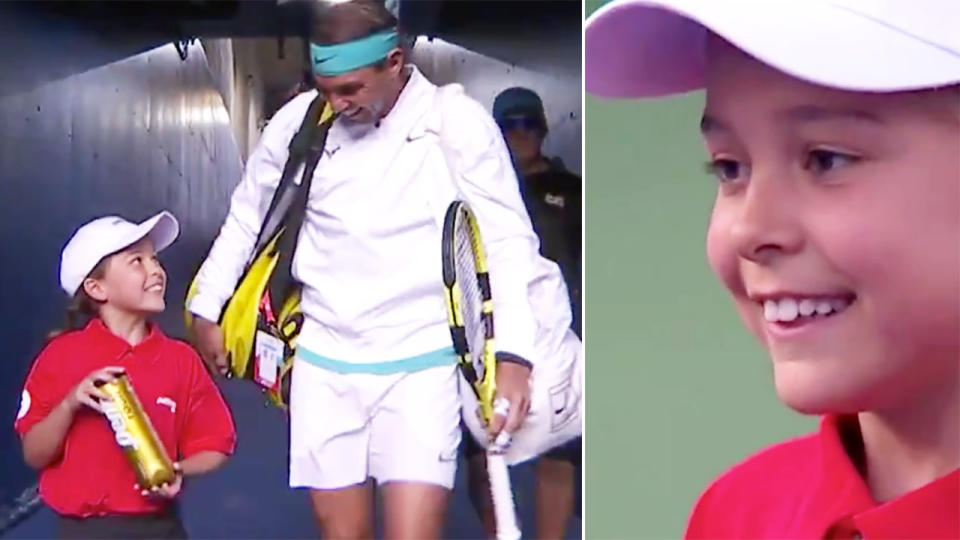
left=188, top=66, right=572, bottom=369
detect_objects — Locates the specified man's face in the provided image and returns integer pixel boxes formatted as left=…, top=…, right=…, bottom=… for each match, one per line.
left=314, top=48, right=403, bottom=124
left=500, top=116, right=545, bottom=163
left=702, top=38, right=960, bottom=415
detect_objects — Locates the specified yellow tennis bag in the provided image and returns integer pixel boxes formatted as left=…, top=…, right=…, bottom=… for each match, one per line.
left=185, top=95, right=335, bottom=409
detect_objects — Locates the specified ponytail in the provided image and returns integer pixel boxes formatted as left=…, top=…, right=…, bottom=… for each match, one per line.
left=46, top=259, right=108, bottom=341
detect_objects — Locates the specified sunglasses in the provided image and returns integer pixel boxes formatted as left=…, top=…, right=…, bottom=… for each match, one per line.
left=497, top=116, right=544, bottom=133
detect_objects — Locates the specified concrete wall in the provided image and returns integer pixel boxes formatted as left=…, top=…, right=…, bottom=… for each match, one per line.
left=202, top=38, right=268, bottom=163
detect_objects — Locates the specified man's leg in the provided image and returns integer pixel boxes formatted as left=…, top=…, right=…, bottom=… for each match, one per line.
left=536, top=437, right=582, bottom=540
left=381, top=481, right=449, bottom=539
left=289, top=359, right=376, bottom=538
left=308, top=481, right=375, bottom=539
left=536, top=458, right=576, bottom=539
left=464, top=435, right=497, bottom=538
left=369, top=364, right=462, bottom=540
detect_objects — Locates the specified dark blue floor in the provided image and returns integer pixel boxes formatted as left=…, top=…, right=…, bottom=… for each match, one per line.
left=5, top=379, right=580, bottom=539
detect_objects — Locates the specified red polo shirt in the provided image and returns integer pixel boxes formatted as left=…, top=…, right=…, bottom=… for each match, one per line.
left=14, top=319, right=236, bottom=517
left=685, top=415, right=959, bottom=539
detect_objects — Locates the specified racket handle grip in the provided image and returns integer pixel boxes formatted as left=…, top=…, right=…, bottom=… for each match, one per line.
left=487, top=451, right=521, bottom=540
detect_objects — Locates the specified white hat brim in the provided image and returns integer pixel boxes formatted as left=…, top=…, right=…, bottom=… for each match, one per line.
left=136, top=211, right=180, bottom=254
left=586, top=0, right=960, bottom=99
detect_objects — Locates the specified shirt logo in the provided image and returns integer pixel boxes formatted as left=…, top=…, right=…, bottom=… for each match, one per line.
left=544, top=193, right=565, bottom=208
left=16, top=390, right=30, bottom=421
left=156, top=396, right=177, bottom=413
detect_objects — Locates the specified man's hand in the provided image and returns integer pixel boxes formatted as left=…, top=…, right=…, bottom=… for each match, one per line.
left=191, top=317, right=228, bottom=377
left=486, top=357, right=532, bottom=448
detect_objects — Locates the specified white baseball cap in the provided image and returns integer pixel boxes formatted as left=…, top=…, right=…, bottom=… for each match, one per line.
left=59, top=211, right=180, bottom=296
left=585, top=0, right=960, bottom=99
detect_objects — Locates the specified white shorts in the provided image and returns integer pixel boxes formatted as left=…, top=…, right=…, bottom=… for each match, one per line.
left=288, top=359, right=462, bottom=490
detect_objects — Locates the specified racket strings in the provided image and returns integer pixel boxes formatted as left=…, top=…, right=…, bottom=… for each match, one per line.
left=454, top=218, right=486, bottom=380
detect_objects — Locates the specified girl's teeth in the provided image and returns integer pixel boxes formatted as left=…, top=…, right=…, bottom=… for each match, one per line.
left=762, top=296, right=852, bottom=323
left=777, top=298, right=799, bottom=322
left=764, top=300, right=779, bottom=322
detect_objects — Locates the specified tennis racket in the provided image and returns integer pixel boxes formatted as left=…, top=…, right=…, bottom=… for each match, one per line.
left=441, top=200, right=521, bottom=540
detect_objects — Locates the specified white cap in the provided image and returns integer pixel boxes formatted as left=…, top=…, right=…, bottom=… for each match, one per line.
left=585, top=0, right=960, bottom=98
left=59, top=211, right=180, bottom=296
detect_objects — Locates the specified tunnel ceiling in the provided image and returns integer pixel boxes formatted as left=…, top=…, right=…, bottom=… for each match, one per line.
left=22, top=0, right=581, bottom=73
left=5, top=1, right=579, bottom=120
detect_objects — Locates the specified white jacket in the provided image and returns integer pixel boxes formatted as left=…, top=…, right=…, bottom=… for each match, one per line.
left=188, top=66, right=572, bottom=368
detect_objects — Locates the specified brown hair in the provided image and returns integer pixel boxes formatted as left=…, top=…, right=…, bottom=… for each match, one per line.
left=310, top=0, right=398, bottom=45
left=46, top=258, right=109, bottom=341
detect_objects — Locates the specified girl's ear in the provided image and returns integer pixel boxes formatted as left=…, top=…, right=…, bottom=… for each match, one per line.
left=82, top=276, right=108, bottom=303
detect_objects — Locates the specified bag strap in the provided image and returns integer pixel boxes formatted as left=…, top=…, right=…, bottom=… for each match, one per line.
left=269, top=110, right=331, bottom=285
left=252, top=94, right=330, bottom=258
left=264, top=98, right=335, bottom=306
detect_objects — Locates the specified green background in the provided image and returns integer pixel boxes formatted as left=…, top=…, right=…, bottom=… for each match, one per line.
left=583, top=1, right=815, bottom=537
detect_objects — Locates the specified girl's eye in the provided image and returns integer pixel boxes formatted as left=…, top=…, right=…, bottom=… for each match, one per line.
left=803, top=149, right=860, bottom=175
left=705, top=158, right=744, bottom=183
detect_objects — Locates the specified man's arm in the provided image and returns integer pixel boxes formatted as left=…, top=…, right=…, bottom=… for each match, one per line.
left=440, top=93, right=542, bottom=366
left=187, top=93, right=316, bottom=323
left=188, top=93, right=317, bottom=373
left=436, top=89, right=557, bottom=440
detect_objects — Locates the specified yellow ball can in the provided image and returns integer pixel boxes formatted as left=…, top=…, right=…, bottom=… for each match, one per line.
left=96, top=374, right=176, bottom=489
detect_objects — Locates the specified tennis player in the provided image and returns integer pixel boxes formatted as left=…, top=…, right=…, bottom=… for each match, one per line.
left=188, top=0, right=574, bottom=537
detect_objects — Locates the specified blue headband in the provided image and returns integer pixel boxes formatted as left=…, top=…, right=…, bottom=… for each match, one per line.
left=310, top=30, right=399, bottom=76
